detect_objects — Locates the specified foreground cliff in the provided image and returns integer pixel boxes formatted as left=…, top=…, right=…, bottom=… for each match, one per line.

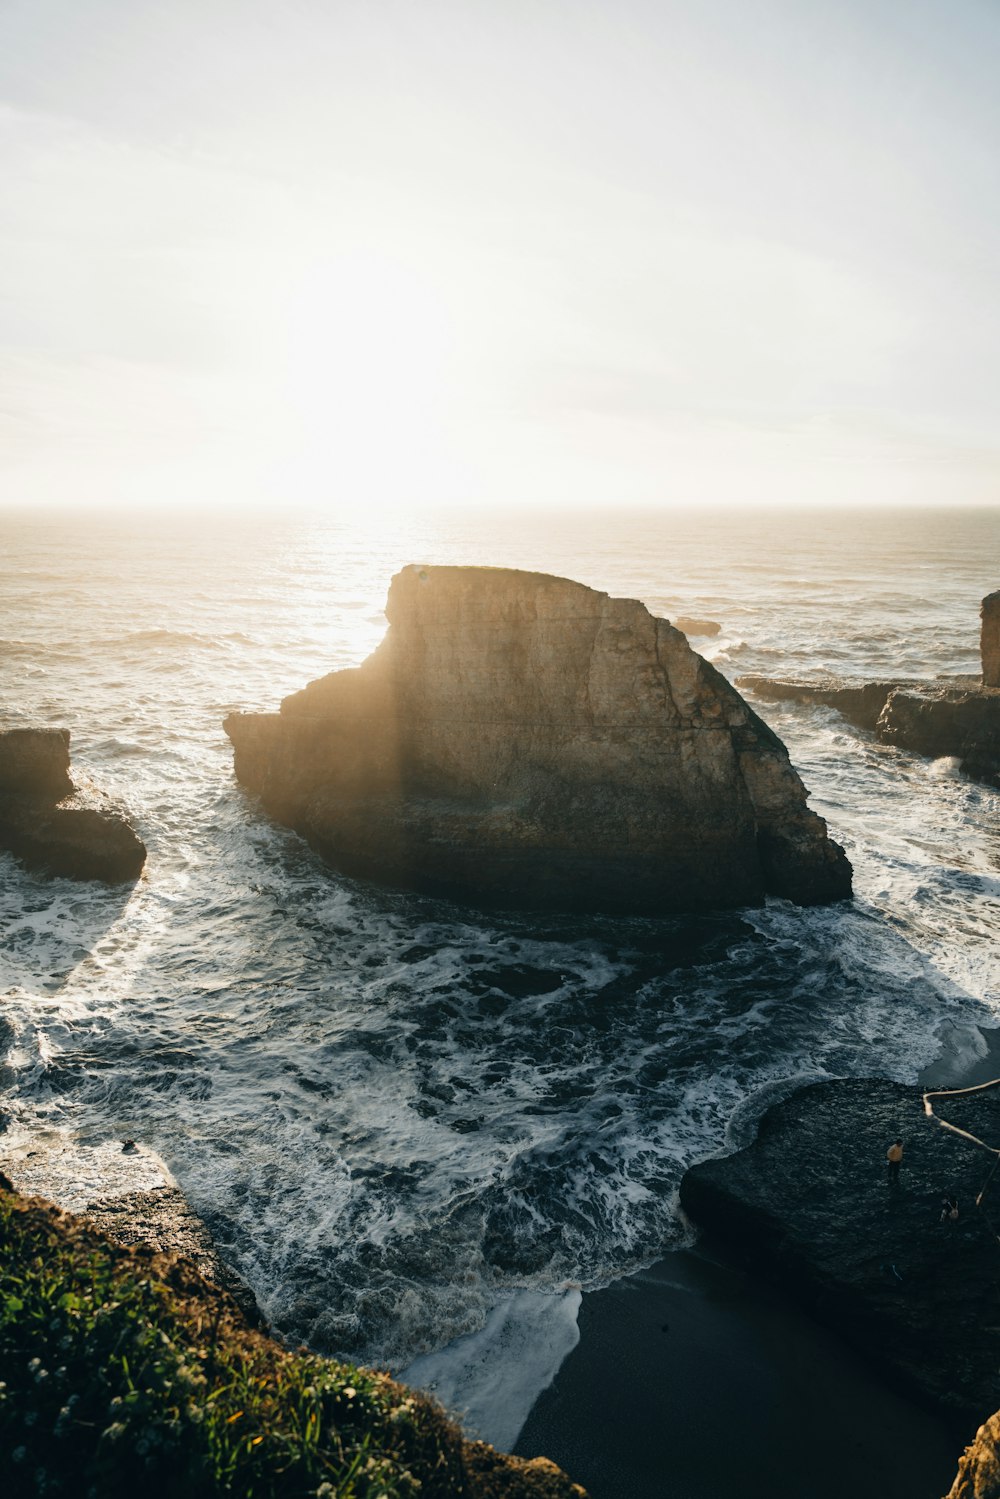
left=1, top=1135, right=259, bottom=1325
left=0, top=727, right=146, bottom=882
left=0, top=1185, right=585, bottom=1499
left=225, top=566, right=850, bottom=914
left=680, top=1077, right=1000, bottom=1428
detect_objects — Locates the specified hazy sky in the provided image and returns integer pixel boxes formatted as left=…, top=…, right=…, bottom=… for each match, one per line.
left=2, top=0, right=999, bottom=513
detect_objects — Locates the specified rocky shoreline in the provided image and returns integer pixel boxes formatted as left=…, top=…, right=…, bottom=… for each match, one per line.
left=0, top=1135, right=260, bottom=1325
left=738, top=589, right=1000, bottom=789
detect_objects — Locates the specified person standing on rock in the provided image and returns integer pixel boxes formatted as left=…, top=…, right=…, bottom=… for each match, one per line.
left=886, top=1139, right=904, bottom=1181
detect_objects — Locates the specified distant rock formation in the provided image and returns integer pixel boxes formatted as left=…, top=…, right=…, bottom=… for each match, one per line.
left=738, top=590, right=1000, bottom=790
left=0, top=728, right=146, bottom=883
left=680, top=1076, right=1000, bottom=1429
left=225, top=565, right=850, bottom=914
left=982, top=591, right=1000, bottom=689
left=673, top=616, right=721, bottom=638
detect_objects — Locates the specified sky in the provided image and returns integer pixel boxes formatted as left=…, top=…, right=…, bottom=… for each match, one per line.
left=1, top=0, right=999, bottom=514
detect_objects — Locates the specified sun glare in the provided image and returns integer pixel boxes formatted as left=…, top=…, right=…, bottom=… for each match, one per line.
left=274, top=251, right=465, bottom=510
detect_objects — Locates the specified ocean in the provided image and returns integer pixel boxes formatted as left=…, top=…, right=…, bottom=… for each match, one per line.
left=2, top=503, right=998, bottom=1448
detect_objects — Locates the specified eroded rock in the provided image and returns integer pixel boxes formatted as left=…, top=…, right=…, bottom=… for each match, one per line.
left=225, top=565, right=850, bottom=914
left=738, top=590, right=1000, bottom=790
left=0, top=727, right=145, bottom=883
left=0, top=1136, right=260, bottom=1324
left=948, top=1410, right=1000, bottom=1498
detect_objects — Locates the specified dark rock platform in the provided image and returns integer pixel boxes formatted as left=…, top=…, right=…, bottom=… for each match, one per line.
left=680, top=1077, right=1000, bottom=1429
left=0, top=727, right=146, bottom=882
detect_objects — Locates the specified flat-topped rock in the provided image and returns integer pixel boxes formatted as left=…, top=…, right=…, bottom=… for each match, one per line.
left=680, top=1077, right=1000, bottom=1428
left=225, top=565, right=850, bottom=914
left=673, top=616, right=721, bottom=638
left=0, top=727, right=146, bottom=883
left=735, top=674, right=920, bottom=732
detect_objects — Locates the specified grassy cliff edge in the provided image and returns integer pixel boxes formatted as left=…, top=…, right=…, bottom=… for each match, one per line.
left=0, top=1186, right=585, bottom=1499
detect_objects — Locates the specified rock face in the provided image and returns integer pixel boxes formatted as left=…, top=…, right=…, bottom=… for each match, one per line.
left=225, top=566, right=851, bottom=914
left=0, top=727, right=146, bottom=883
left=949, top=1411, right=1000, bottom=1498
left=680, top=1077, right=1000, bottom=1428
left=982, top=591, right=1000, bottom=689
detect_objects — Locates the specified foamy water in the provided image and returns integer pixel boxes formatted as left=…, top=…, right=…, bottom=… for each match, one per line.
left=2, top=505, right=998, bottom=1445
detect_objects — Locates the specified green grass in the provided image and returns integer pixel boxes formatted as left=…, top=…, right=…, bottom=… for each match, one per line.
left=0, top=1191, right=583, bottom=1499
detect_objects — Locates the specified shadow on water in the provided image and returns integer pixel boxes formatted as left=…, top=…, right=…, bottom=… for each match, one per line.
left=0, top=857, right=136, bottom=994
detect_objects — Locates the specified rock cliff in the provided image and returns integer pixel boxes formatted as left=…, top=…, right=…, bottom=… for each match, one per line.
left=224, top=565, right=850, bottom=914
left=680, top=1077, right=1000, bottom=1428
left=981, top=591, right=1000, bottom=689
left=0, top=728, right=146, bottom=883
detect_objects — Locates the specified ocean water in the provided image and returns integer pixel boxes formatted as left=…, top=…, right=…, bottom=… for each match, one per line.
left=2, top=504, right=999, bottom=1447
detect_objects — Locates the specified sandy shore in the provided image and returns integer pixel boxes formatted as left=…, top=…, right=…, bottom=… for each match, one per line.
left=515, top=1025, right=1000, bottom=1499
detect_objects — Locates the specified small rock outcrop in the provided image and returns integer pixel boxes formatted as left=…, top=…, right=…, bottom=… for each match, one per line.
left=740, top=674, right=1000, bottom=789
left=680, top=1077, right=1000, bottom=1428
left=735, top=676, right=918, bottom=733
left=738, top=590, right=1000, bottom=790
left=0, top=728, right=146, bottom=883
left=674, top=616, right=721, bottom=638
left=949, top=1410, right=1000, bottom=1498
left=225, top=566, right=851, bottom=914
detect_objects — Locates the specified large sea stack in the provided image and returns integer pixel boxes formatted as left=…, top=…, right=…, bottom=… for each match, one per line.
left=225, top=566, right=851, bottom=914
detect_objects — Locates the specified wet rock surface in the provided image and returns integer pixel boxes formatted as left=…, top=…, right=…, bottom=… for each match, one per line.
left=0, top=727, right=146, bottom=883
left=738, top=589, right=1000, bottom=789
left=680, top=1077, right=1000, bottom=1429
left=225, top=565, right=850, bottom=914
left=1, top=1137, right=261, bottom=1324
left=739, top=673, right=1000, bottom=789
